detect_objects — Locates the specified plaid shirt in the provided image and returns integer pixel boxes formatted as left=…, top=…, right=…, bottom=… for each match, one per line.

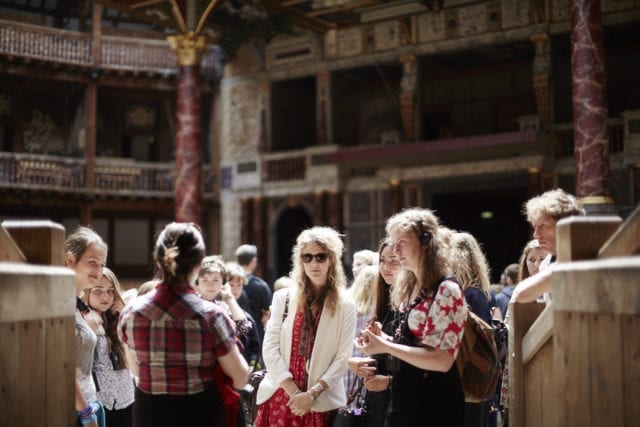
left=119, top=281, right=236, bottom=395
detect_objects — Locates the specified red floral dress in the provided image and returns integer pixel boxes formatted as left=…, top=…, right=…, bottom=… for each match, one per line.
left=255, top=309, right=331, bottom=427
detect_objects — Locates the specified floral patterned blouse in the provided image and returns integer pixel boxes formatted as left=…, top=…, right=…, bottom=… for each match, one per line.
left=405, top=278, right=467, bottom=358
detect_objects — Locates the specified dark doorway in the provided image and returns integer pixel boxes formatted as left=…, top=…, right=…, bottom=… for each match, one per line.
left=274, top=207, right=313, bottom=280
left=432, top=188, right=531, bottom=283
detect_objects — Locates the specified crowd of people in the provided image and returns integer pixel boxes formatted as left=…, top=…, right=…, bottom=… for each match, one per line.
left=69, top=188, right=585, bottom=427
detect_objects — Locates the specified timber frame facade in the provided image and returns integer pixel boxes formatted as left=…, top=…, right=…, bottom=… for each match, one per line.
left=1, top=0, right=639, bottom=284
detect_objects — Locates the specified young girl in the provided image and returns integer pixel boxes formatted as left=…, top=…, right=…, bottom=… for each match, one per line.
left=65, top=226, right=109, bottom=427
left=84, top=267, right=135, bottom=427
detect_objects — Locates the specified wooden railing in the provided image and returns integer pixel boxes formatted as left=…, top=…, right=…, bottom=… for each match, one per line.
left=0, top=19, right=218, bottom=75
left=554, top=118, right=625, bottom=157
left=0, top=220, right=75, bottom=426
left=508, top=208, right=640, bottom=426
left=0, top=152, right=217, bottom=197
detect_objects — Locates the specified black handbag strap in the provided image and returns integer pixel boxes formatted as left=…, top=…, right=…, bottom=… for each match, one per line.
left=346, top=377, right=365, bottom=406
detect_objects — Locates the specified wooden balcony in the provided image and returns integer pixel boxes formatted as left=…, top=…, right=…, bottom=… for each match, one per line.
left=0, top=152, right=217, bottom=198
left=0, top=18, right=218, bottom=75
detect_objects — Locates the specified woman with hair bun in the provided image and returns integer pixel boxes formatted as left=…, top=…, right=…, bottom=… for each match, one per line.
left=119, top=222, right=250, bottom=427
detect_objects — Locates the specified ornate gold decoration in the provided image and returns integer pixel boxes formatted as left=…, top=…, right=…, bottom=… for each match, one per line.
left=167, top=32, right=208, bottom=66
left=578, top=196, right=615, bottom=205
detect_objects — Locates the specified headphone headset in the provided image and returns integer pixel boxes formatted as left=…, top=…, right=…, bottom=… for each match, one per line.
left=417, top=222, right=431, bottom=246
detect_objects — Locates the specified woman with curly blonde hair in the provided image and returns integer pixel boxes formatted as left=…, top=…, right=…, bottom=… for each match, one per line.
left=256, top=226, right=357, bottom=426
left=356, top=208, right=466, bottom=427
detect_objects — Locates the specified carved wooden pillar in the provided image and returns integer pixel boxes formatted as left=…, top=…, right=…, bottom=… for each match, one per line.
left=527, top=166, right=543, bottom=197
left=240, top=197, right=251, bottom=245
left=313, top=191, right=325, bottom=225
left=168, top=33, right=207, bottom=224
left=399, top=55, right=418, bottom=141
left=327, top=191, right=343, bottom=231
left=257, top=81, right=269, bottom=152
left=571, top=0, right=614, bottom=212
left=316, top=70, right=332, bottom=145
left=389, top=179, right=402, bottom=216
left=252, top=196, right=267, bottom=278
left=82, top=2, right=102, bottom=226
left=531, top=33, right=553, bottom=125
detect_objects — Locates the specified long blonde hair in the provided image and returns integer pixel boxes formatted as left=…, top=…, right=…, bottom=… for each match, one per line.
left=290, top=226, right=347, bottom=316
left=348, top=264, right=379, bottom=315
left=84, top=267, right=128, bottom=370
left=449, top=232, right=491, bottom=299
left=386, top=208, right=449, bottom=308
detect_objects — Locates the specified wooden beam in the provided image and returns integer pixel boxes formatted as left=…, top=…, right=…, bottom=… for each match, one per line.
left=306, top=0, right=378, bottom=17
left=521, top=303, right=553, bottom=364
left=599, top=203, right=640, bottom=258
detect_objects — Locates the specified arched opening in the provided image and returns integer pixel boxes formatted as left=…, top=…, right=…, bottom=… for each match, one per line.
left=274, top=206, right=313, bottom=280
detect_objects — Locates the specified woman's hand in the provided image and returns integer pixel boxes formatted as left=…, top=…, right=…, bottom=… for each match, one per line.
left=348, top=356, right=377, bottom=379
left=364, top=374, right=391, bottom=392
left=288, top=391, right=314, bottom=417
left=354, top=329, right=387, bottom=356
left=220, top=284, right=234, bottom=302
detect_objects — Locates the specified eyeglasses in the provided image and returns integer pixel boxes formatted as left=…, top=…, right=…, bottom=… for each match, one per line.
left=91, top=288, right=115, bottom=297
left=301, top=253, right=329, bottom=264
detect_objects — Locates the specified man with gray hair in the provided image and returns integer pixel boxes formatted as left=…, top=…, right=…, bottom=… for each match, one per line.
left=512, top=188, right=585, bottom=303
left=235, top=244, right=272, bottom=340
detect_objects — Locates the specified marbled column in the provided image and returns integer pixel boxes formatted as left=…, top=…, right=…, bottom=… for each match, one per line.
left=169, top=33, right=207, bottom=224
left=571, top=0, right=612, bottom=203
left=531, top=33, right=552, bottom=124
left=252, top=197, right=266, bottom=278
left=399, top=55, right=417, bottom=141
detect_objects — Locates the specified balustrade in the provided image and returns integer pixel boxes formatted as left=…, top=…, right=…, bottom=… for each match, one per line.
left=0, top=152, right=214, bottom=197
left=0, top=18, right=218, bottom=74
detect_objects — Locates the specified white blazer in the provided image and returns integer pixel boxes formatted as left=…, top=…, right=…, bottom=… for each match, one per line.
left=256, top=287, right=357, bottom=412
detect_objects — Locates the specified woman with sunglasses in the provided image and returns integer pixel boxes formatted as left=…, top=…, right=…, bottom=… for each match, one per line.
left=255, top=226, right=357, bottom=426
left=355, top=208, right=467, bottom=427
left=83, top=267, right=135, bottom=427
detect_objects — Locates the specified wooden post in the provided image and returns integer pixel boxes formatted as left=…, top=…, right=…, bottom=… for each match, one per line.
left=555, top=216, right=622, bottom=262
left=2, top=220, right=66, bottom=266
left=508, top=301, right=546, bottom=427
left=553, top=258, right=640, bottom=426
left=0, top=264, right=76, bottom=427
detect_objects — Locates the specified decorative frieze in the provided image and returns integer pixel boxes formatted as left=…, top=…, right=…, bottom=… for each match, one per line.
left=500, top=0, right=531, bottom=29
left=374, top=21, right=401, bottom=51
left=336, top=27, right=363, bottom=58
left=601, top=0, right=634, bottom=12
left=266, top=33, right=321, bottom=70
left=458, top=3, right=488, bottom=36
left=417, top=11, right=446, bottom=43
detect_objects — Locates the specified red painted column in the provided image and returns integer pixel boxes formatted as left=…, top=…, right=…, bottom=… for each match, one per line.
left=169, top=33, right=207, bottom=224
left=571, top=0, right=613, bottom=209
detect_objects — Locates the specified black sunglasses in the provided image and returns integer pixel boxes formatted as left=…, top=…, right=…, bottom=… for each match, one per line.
left=301, top=253, right=329, bottom=264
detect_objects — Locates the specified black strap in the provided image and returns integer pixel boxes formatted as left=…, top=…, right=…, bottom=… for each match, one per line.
left=346, top=377, right=365, bottom=406
left=283, top=291, right=290, bottom=322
